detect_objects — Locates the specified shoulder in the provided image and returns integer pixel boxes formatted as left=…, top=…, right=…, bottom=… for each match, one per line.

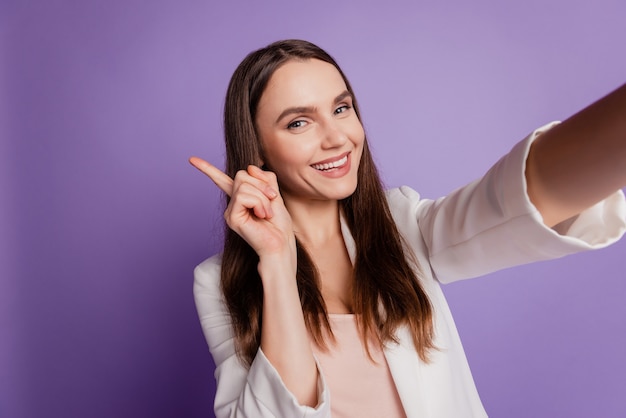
left=385, top=185, right=432, bottom=228
left=193, top=253, right=238, bottom=367
left=385, top=185, right=422, bottom=205
left=384, top=186, right=435, bottom=272
left=194, top=253, right=222, bottom=277
left=193, top=253, right=223, bottom=304
left=194, top=253, right=222, bottom=282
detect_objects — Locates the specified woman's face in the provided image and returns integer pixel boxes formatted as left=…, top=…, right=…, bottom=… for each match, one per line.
left=255, top=58, right=365, bottom=204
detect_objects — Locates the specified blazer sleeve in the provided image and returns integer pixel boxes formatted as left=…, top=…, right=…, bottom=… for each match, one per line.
left=193, top=256, right=330, bottom=418
left=388, top=122, right=626, bottom=283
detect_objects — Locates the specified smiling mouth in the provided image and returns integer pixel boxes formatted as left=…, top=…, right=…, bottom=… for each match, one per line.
left=311, top=154, right=349, bottom=171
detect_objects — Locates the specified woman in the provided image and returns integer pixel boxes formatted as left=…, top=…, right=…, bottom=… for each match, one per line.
left=190, top=39, right=626, bottom=417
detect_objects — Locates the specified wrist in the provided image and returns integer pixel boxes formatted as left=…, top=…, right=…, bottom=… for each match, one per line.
left=257, top=251, right=297, bottom=286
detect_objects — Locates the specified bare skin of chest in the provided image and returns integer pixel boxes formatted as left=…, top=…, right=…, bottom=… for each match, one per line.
left=305, top=234, right=354, bottom=314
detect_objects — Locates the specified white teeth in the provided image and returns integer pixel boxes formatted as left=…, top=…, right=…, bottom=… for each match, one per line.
left=312, top=155, right=348, bottom=171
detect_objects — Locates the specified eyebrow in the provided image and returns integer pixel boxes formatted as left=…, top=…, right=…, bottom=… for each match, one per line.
left=275, top=90, right=353, bottom=124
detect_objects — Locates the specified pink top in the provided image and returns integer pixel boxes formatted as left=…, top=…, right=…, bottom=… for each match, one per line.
left=310, top=314, right=407, bottom=418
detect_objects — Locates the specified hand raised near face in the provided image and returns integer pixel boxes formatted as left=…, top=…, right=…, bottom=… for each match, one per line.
left=189, top=157, right=296, bottom=262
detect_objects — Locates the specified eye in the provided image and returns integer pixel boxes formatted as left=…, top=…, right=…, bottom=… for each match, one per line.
left=334, top=104, right=351, bottom=115
left=287, top=120, right=307, bottom=129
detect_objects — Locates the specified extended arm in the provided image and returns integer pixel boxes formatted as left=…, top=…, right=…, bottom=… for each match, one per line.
left=526, top=83, right=626, bottom=227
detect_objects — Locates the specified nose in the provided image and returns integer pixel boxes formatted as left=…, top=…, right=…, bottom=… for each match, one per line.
left=320, top=120, right=348, bottom=149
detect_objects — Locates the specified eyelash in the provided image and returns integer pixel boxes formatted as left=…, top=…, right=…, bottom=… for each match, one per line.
left=334, top=104, right=351, bottom=114
left=286, top=104, right=352, bottom=130
left=287, top=120, right=305, bottom=129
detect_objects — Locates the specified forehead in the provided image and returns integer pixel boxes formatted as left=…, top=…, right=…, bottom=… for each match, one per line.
left=258, top=59, right=348, bottom=110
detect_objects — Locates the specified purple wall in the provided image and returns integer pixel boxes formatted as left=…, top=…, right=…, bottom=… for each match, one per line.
left=3, top=1, right=625, bottom=417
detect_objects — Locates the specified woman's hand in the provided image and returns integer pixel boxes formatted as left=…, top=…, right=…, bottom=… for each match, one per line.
left=189, top=157, right=297, bottom=272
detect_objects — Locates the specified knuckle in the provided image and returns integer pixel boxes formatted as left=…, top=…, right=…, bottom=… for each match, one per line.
left=265, top=171, right=278, bottom=183
left=224, top=212, right=238, bottom=229
left=233, top=170, right=249, bottom=182
left=237, top=181, right=252, bottom=191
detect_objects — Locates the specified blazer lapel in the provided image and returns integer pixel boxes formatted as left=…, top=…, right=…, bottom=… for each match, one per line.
left=384, top=327, right=430, bottom=418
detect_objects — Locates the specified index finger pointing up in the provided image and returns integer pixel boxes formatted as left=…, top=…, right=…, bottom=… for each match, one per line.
left=189, top=156, right=234, bottom=196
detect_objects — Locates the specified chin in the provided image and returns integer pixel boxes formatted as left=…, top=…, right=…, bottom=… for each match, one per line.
left=330, top=181, right=358, bottom=201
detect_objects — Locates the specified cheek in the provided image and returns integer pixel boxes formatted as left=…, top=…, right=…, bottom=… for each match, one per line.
left=265, top=142, right=311, bottom=173
left=347, top=115, right=364, bottom=137
left=351, top=124, right=366, bottom=164
left=350, top=122, right=366, bottom=147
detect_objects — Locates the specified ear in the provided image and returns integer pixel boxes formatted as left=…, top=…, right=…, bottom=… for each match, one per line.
left=257, top=141, right=267, bottom=169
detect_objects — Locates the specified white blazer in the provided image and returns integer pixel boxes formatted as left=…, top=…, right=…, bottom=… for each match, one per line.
left=193, top=123, right=626, bottom=418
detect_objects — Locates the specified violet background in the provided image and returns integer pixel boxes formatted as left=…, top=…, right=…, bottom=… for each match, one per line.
left=2, top=0, right=625, bottom=417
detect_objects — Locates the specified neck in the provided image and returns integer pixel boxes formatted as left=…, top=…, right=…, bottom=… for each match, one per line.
left=284, top=197, right=342, bottom=248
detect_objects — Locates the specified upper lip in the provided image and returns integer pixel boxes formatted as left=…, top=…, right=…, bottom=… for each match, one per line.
left=310, top=151, right=350, bottom=166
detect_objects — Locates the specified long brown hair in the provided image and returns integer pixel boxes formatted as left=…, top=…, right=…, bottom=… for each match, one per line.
left=221, top=39, right=435, bottom=365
